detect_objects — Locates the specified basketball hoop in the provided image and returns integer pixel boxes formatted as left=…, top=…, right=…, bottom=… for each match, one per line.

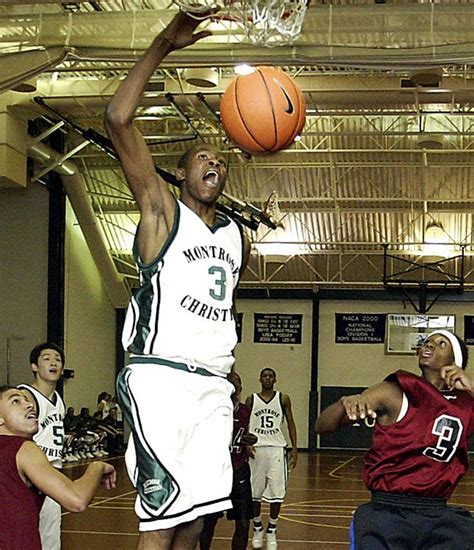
left=171, top=0, right=232, bottom=16
left=263, top=191, right=285, bottom=229
left=172, top=0, right=308, bottom=46
left=235, top=0, right=309, bottom=46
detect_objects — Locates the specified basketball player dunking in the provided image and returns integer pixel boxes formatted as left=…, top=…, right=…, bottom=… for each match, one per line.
left=316, top=330, right=474, bottom=549
left=105, top=9, right=250, bottom=550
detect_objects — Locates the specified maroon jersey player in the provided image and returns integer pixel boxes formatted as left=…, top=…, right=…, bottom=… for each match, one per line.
left=231, top=391, right=254, bottom=470
left=316, top=330, right=474, bottom=550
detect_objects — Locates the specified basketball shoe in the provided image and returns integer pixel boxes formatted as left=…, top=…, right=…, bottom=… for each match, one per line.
left=266, top=530, right=277, bottom=549
left=252, top=528, right=264, bottom=548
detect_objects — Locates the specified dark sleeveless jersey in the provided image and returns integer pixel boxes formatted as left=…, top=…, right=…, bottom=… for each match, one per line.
left=364, top=370, right=474, bottom=498
left=231, top=402, right=251, bottom=469
left=0, top=435, right=44, bottom=550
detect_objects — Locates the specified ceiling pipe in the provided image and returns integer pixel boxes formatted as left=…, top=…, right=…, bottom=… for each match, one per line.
left=27, top=139, right=130, bottom=308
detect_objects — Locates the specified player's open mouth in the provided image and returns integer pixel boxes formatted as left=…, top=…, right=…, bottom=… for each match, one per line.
left=203, top=169, right=219, bottom=186
left=26, top=411, right=37, bottom=419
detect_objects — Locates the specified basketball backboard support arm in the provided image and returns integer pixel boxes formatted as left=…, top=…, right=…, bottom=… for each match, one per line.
left=195, top=92, right=252, bottom=160
left=32, top=97, right=278, bottom=231
left=382, top=244, right=466, bottom=313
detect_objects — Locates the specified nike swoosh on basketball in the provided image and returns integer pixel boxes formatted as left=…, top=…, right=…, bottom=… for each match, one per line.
left=276, top=81, right=294, bottom=114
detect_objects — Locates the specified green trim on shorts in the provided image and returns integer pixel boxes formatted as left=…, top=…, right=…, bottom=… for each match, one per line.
left=129, top=356, right=220, bottom=377
left=116, top=367, right=179, bottom=514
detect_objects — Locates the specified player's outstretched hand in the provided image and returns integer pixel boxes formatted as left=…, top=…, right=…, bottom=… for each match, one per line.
left=340, top=394, right=378, bottom=421
left=100, top=462, right=117, bottom=490
left=160, top=8, right=219, bottom=52
left=441, top=364, right=473, bottom=393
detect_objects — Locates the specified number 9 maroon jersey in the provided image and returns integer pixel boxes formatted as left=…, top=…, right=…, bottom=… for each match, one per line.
left=363, top=370, right=474, bottom=499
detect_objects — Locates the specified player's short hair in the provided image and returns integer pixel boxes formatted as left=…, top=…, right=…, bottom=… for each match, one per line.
left=177, top=144, right=227, bottom=170
left=0, top=385, right=14, bottom=399
left=29, top=343, right=65, bottom=367
left=260, top=367, right=276, bottom=378
left=177, top=146, right=197, bottom=170
left=97, top=391, right=108, bottom=404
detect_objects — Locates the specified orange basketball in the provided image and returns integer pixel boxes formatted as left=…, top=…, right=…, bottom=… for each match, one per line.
left=220, top=66, right=306, bottom=155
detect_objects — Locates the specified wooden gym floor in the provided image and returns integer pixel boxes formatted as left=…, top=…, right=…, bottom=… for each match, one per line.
left=61, top=451, right=474, bottom=549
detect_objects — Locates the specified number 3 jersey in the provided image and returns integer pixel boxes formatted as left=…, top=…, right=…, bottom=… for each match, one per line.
left=248, top=391, right=287, bottom=448
left=17, top=384, right=65, bottom=468
left=122, top=200, right=245, bottom=375
left=364, top=370, right=474, bottom=499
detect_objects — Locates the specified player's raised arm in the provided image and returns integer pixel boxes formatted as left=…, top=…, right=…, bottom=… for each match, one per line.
left=105, top=11, right=214, bottom=263
left=315, top=381, right=403, bottom=435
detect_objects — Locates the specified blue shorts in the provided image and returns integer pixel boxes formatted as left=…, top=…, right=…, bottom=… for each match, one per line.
left=350, top=492, right=474, bottom=549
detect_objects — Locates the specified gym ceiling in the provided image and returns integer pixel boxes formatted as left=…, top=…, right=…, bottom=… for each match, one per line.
left=1, top=0, right=474, bottom=306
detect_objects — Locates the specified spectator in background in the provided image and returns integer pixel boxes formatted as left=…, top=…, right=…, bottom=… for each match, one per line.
left=109, top=395, right=123, bottom=428
left=96, top=392, right=112, bottom=419
left=64, top=406, right=78, bottom=433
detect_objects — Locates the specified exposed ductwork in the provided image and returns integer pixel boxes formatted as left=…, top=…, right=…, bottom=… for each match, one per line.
left=27, top=139, right=130, bottom=308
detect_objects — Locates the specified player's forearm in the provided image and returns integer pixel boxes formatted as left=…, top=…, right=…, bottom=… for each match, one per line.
left=106, top=35, right=173, bottom=127
left=65, top=462, right=108, bottom=512
left=315, top=399, right=348, bottom=435
left=288, top=423, right=298, bottom=450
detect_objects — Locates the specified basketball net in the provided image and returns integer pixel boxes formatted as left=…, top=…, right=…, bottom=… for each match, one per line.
left=263, top=191, right=285, bottom=229
left=171, top=0, right=233, bottom=16
left=234, top=0, right=308, bottom=46
left=172, top=0, right=308, bottom=45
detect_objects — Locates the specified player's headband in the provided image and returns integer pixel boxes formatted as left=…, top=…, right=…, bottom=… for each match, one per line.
left=425, top=330, right=463, bottom=368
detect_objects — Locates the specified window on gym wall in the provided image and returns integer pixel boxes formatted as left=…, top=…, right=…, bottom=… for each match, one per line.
left=385, top=314, right=455, bottom=355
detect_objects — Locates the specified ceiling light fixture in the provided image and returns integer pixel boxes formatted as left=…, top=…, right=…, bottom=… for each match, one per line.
left=183, top=68, right=219, bottom=88
left=234, top=64, right=255, bottom=76
left=12, top=78, right=36, bottom=93
left=423, top=221, right=452, bottom=258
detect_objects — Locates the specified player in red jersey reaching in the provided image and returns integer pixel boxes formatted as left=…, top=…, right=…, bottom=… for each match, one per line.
left=316, top=330, right=474, bottom=549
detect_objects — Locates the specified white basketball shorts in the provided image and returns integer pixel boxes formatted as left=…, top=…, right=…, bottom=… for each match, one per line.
left=117, top=360, right=234, bottom=530
left=250, top=446, right=288, bottom=503
left=39, top=496, right=61, bottom=550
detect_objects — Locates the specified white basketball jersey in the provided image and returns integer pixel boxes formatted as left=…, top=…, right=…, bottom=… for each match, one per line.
left=249, top=391, right=287, bottom=448
left=18, top=384, right=65, bottom=468
left=122, top=200, right=245, bottom=375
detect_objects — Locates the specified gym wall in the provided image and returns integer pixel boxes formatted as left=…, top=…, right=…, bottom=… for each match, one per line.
left=235, top=298, right=313, bottom=449
left=0, top=183, right=49, bottom=386
left=63, top=200, right=116, bottom=412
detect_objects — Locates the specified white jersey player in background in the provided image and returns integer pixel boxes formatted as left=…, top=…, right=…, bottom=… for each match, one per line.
left=18, top=342, right=66, bottom=550
left=246, top=367, right=298, bottom=550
